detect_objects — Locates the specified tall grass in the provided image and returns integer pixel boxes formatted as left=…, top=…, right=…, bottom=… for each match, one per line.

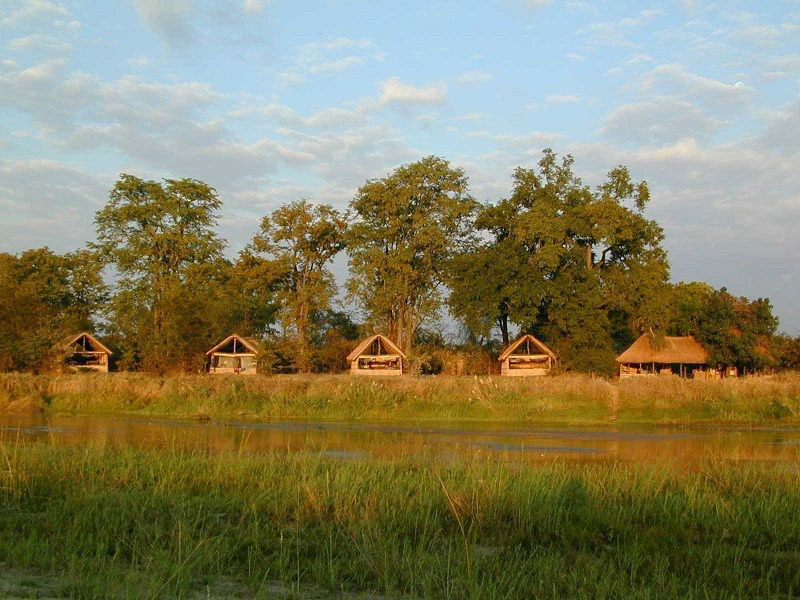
left=1, top=442, right=799, bottom=598
left=2, top=371, right=800, bottom=425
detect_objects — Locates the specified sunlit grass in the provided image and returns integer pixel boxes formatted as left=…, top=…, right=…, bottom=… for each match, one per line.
left=2, top=371, right=800, bottom=426
left=1, top=442, right=799, bottom=598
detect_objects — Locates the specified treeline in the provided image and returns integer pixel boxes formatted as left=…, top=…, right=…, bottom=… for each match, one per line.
left=1, top=149, right=796, bottom=375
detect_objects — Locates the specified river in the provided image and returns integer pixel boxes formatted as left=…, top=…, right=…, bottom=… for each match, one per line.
left=2, top=413, right=800, bottom=466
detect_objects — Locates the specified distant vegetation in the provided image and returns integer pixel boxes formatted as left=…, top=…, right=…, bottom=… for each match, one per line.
left=2, top=443, right=800, bottom=598
left=3, top=372, right=800, bottom=426
left=0, top=149, right=796, bottom=376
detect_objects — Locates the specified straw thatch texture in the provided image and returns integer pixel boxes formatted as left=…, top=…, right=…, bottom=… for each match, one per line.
left=616, top=335, right=708, bottom=365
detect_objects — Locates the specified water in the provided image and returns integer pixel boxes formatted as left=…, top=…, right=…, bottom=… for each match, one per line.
left=2, top=413, right=800, bottom=466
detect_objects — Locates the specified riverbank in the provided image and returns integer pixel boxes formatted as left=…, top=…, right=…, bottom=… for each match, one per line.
left=1, top=443, right=798, bottom=598
left=1, top=372, right=800, bottom=426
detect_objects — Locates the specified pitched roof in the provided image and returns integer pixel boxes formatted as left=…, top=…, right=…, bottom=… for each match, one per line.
left=205, top=334, right=262, bottom=356
left=615, top=334, right=708, bottom=364
left=498, top=334, right=557, bottom=362
left=64, top=332, right=112, bottom=355
left=346, top=334, right=406, bottom=362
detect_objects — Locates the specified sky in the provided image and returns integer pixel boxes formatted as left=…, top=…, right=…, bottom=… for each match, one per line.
left=0, top=0, right=799, bottom=333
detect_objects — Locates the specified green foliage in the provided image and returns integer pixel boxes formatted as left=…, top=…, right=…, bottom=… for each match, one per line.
left=0, top=248, right=107, bottom=371
left=248, top=200, right=347, bottom=372
left=1, top=158, right=788, bottom=376
left=448, top=149, right=669, bottom=374
left=775, top=335, right=800, bottom=370
left=668, top=283, right=779, bottom=371
left=347, top=156, right=478, bottom=351
left=94, top=174, right=231, bottom=372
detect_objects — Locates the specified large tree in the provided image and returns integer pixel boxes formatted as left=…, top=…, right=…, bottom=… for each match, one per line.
left=668, top=283, right=779, bottom=371
left=0, top=248, right=107, bottom=371
left=449, top=149, right=670, bottom=372
left=94, top=174, right=228, bottom=372
left=347, top=156, right=477, bottom=351
left=248, top=200, right=347, bottom=372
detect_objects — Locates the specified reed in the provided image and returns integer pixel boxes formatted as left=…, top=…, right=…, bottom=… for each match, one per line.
left=0, top=442, right=799, bottom=598
left=1, top=371, right=800, bottom=425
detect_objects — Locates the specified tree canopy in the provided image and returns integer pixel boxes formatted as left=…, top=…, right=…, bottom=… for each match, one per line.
left=347, top=156, right=478, bottom=352
left=248, top=200, right=347, bottom=372
left=449, top=149, right=670, bottom=373
left=0, top=152, right=791, bottom=375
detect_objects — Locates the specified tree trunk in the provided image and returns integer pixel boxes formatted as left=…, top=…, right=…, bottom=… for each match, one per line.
left=295, top=299, right=311, bottom=373
left=404, top=306, right=415, bottom=353
left=498, top=302, right=510, bottom=345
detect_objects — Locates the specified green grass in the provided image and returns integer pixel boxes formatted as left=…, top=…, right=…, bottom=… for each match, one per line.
left=1, top=442, right=800, bottom=598
left=2, top=371, right=800, bottom=426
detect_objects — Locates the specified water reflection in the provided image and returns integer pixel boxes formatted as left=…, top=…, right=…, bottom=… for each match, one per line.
left=1, top=414, right=800, bottom=465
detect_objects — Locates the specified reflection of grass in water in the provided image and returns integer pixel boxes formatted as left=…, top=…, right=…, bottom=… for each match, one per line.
left=2, top=372, right=800, bottom=425
left=1, top=443, right=800, bottom=598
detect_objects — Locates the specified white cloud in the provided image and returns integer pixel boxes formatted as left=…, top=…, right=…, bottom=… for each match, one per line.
left=578, top=9, right=665, bottom=47
left=566, top=52, right=585, bottom=61
left=547, top=93, right=580, bottom=104
left=493, top=131, right=563, bottom=148
left=456, top=70, right=493, bottom=85
left=8, top=33, right=70, bottom=53
left=243, top=0, right=265, bottom=14
left=378, top=77, right=446, bottom=106
left=307, top=56, right=364, bottom=74
left=286, top=36, right=378, bottom=79
left=626, top=53, right=654, bottom=65
left=642, top=64, right=755, bottom=111
left=1, top=0, right=69, bottom=28
left=132, top=0, right=194, bottom=45
left=599, top=97, right=720, bottom=144
left=126, top=56, right=151, bottom=69
left=0, top=159, right=109, bottom=252
left=278, top=71, right=306, bottom=86
left=454, top=113, right=484, bottom=121
left=517, top=0, right=551, bottom=9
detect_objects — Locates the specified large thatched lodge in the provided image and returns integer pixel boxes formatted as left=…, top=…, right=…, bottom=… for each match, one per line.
left=63, top=332, right=112, bottom=372
left=498, top=334, right=558, bottom=376
left=616, top=334, right=710, bottom=378
left=347, top=334, right=405, bottom=376
left=206, top=334, right=261, bottom=375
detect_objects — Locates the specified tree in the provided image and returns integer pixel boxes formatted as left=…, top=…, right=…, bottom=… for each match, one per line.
left=448, top=149, right=669, bottom=373
left=347, top=156, right=477, bottom=351
left=0, top=248, right=107, bottom=371
left=94, top=174, right=227, bottom=372
left=668, top=283, right=779, bottom=371
left=248, top=200, right=347, bottom=372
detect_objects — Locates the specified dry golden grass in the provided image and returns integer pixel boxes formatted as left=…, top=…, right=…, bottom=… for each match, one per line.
left=2, top=371, right=799, bottom=424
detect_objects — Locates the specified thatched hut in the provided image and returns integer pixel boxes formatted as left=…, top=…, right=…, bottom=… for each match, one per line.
left=347, top=334, right=405, bottom=376
left=498, top=334, right=557, bottom=376
left=616, top=334, right=708, bottom=378
left=206, top=334, right=261, bottom=375
left=64, top=332, right=112, bottom=372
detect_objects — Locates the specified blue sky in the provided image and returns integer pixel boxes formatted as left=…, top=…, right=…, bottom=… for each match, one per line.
left=1, top=0, right=799, bottom=333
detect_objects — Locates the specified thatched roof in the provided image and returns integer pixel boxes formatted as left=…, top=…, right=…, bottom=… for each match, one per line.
left=346, top=334, right=406, bottom=362
left=64, top=332, right=112, bottom=355
left=615, top=334, right=708, bottom=365
left=205, top=334, right=262, bottom=356
left=498, top=334, right=557, bottom=362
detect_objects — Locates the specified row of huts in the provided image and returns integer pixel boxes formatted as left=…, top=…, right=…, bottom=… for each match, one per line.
left=64, top=331, right=731, bottom=378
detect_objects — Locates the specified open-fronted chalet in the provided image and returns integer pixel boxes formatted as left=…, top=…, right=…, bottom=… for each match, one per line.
left=616, top=334, right=708, bottom=378
left=63, top=332, right=112, bottom=372
left=206, top=334, right=261, bottom=375
left=347, top=334, right=405, bottom=376
left=498, top=334, right=557, bottom=376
